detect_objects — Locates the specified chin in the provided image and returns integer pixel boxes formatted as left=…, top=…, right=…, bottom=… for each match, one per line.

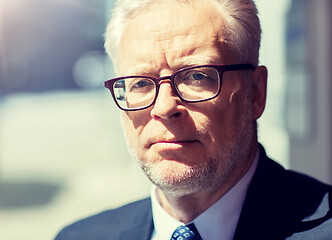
left=138, top=158, right=219, bottom=196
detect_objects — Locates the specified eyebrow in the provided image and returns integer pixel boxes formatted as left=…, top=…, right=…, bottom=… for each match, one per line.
left=123, top=63, right=155, bottom=75
left=170, top=55, right=223, bottom=70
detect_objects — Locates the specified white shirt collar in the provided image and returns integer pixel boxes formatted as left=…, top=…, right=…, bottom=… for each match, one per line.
left=150, top=149, right=259, bottom=240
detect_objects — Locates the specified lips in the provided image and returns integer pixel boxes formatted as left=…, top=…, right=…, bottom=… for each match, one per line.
left=148, top=139, right=200, bottom=149
left=144, top=129, right=202, bottom=150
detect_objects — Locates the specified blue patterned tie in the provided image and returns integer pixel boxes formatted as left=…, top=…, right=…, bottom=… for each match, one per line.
left=171, top=223, right=203, bottom=240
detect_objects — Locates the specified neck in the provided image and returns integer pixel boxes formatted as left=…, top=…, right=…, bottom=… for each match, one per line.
left=156, top=141, right=258, bottom=223
left=156, top=188, right=222, bottom=223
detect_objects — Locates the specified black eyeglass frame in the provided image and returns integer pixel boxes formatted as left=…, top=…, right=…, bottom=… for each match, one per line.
left=104, top=63, right=255, bottom=111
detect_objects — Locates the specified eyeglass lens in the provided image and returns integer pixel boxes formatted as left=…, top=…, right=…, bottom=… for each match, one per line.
left=113, top=66, right=220, bottom=110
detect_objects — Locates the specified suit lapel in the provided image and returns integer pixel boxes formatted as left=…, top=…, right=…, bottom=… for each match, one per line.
left=233, top=145, right=331, bottom=240
left=119, top=199, right=154, bottom=240
left=119, top=224, right=153, bottom=240
left=233, top=146, right=290, bottom=240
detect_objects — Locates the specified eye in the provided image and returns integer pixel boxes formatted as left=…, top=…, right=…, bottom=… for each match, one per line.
left=173, top=67, right=219, bottom=92
left=191, top=72, right=208, bottom=80
left=128, top=78, right=155, bottom=93
left=183, top=71, right=209, bottom=81
left=133, top=79, right=149, bottom=88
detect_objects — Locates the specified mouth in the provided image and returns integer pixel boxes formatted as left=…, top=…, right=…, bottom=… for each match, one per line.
left=148, top=140, right=200, bottom=149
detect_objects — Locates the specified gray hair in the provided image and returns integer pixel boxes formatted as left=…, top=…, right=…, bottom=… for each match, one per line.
left=104, top=0, right=261, bottom=72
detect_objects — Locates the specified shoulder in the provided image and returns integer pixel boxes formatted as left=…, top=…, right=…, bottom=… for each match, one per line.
left=55, top=198, right=152, bottom=240
left=238, top=145, right=332, bottom=239
left=281, top=168, right=332, bottom=239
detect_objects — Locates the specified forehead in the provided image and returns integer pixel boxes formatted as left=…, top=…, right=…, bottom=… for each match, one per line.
left=119, top=0, right=227, bottom=73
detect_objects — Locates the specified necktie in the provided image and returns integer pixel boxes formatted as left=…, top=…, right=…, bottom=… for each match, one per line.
left=171, top=223, right=203, bottom=240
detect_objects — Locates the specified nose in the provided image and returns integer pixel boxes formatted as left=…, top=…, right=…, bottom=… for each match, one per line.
left=150, top=80, right=187, bottom=120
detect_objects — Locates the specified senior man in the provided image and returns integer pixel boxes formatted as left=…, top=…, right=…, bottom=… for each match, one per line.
left=56, top=0, right=332, bottom=239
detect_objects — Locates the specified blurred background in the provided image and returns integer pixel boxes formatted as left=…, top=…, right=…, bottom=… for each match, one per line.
left=0, top=0, right=331, bottom=239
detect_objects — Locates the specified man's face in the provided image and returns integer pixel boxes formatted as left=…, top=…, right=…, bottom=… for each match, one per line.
left=117, top=1, right=259, bottom=196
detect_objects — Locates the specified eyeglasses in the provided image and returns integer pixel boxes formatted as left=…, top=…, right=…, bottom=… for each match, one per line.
left=104, top=64, right=254, bottom=111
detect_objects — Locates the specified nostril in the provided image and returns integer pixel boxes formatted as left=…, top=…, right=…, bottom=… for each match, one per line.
left=173, top=112, right=181, bottom=118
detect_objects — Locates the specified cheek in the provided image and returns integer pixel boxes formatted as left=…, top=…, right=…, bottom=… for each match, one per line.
left=122, top=111, right=151, bottom=153
left=186, top=106, right=222, bottom=149
left=121, top=113, right=141, bottom=150
left=126, top=109, right=151, bottom=129
left=197, top=99, right=238, bottom=147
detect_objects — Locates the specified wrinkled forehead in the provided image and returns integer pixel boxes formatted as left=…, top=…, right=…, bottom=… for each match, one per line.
left=118, top=0, right=228, bottom=72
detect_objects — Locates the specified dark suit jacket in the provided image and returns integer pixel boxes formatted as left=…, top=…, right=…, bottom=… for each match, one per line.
left=55, top=145, right=332, bottom=240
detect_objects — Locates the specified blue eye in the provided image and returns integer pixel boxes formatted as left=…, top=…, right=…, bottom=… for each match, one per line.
left=191, top=72, right=206, bottom=80
left=133, top=80, right=149, bottom=88
left=128, top=78, right=155, bottom=93
left=181, top=70, right=209, bottom=81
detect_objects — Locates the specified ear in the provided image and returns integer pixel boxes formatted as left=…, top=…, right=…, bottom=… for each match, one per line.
left=251, top=66, right=267, bottom=120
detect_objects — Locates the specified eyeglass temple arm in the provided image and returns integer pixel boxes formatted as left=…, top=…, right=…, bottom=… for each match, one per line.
left=224, top=64, right=255, bottom=72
